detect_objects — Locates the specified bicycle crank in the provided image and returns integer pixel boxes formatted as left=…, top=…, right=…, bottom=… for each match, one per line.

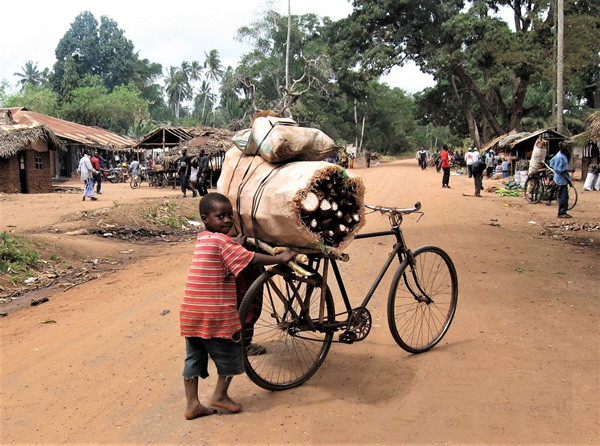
left=339, top=307, right=372, bottom=343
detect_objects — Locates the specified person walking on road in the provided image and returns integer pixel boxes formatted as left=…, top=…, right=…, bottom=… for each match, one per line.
left=472, top=158, right=486, bottom=197
left=465, top=148, right=474, bottom=178
left=78, top=151, right=98, bottom=201
left=90, top=151, right=102, bottom=195
left=440, top=145, right=451, bottom=188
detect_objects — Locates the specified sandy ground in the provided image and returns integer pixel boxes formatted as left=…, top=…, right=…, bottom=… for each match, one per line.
left=1, top=159, right=599, bottom=445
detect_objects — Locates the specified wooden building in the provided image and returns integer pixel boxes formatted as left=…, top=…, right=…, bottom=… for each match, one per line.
left=0, top=110, right=65, bottom=194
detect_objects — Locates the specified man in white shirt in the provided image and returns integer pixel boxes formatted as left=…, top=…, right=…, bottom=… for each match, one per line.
left=78, top=151, right=98, bottom=201
left=465, top=148, right=474, bottom=178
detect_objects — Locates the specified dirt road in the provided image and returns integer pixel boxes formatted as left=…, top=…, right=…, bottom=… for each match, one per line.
left=1, top=160, right=599, bottom=445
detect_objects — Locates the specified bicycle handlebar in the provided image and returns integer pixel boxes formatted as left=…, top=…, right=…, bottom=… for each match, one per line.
left=364, top=202, right=422, bottom=215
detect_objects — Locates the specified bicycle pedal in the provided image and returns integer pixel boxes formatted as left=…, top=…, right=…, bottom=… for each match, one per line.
left=339, top=331, right=357, bottom=344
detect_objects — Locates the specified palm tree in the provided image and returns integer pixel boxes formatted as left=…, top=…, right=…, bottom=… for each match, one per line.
left=14, top=61, right=47, bottom=91
left=164, top=65, right=192, bottom=119
left=201, top=50, right=224, bottom=123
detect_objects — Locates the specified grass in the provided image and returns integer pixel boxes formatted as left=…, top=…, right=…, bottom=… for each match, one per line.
left=0, top=232, right=41, bottom=284
left=143, top=201, right=189, bottom=229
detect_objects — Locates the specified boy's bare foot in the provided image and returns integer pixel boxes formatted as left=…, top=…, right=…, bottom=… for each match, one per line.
left=209, top=395, right=242, bottom=413
left=184, top=404, right=217, bottom=420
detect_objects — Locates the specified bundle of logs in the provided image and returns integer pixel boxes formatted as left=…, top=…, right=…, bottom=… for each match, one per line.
left=218, top=148, right=365, bottom=253
left=297, top=172, right=362, bottom=247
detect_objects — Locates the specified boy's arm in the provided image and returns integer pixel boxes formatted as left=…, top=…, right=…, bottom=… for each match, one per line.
left=249, top=251, right=296, bottom=267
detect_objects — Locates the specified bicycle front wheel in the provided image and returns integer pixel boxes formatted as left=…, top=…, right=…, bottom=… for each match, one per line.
left=567, top=184, right=578, bottom=210
left=239, top=266, right=335, bottom=391
left=130, top=175, right=141, bottom=189
left=524, top=177, right=542, bottom=203
left=388, top=246, right=458, bottom=354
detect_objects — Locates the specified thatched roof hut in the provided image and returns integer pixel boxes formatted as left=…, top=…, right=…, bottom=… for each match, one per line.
left=163, top=127, right=234, bottom=163
left=585, top=111, right=600, bottom=140
left=0, top=123, right=65, bottom=159
left=0, top=119, right=66, bottom=194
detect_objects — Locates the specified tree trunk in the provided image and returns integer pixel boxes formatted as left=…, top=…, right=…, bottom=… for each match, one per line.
left=556, top=0, right=565, bottom=133
left=509, top=75, right=530, bottom=131
left=354, top=99, right=359, bottom=148
left=285, top=0, right=291, bottom=93
left=450, top=75, right=481, bottom=148
left=358, top=115, right=366, bottom=152
left=453, top=65, right=505, bottom=136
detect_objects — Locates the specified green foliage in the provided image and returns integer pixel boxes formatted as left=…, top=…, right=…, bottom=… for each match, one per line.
left=13, top=61, right=49, bottom=91
left=0, top=232, right=41, bottom=284
left=4, top=84, right=59, bottom=116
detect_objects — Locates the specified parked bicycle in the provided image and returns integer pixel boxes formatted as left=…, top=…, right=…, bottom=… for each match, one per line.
left=130, top=167, right=167, bottom=189
left=524, top=162, right=577, bottom=210
left=239, top=202, right=458, bottom=391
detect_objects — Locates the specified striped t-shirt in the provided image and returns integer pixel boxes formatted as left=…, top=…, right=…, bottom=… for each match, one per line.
left=180, top=231, right=254, bottom=339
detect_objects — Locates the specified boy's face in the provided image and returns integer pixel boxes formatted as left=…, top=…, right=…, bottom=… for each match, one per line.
left=201, top=201, right=234, bottom=234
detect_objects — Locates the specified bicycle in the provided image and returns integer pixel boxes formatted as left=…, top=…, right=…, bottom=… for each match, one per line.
left=239, top=202, right=458, bottom=391
left=524, top=163, right=577, bottom=210
left=130, top=167, right=167, bottom=189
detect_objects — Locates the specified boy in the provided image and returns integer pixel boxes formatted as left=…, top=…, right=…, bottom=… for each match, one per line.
left=180, top=193, right=296, bottom=419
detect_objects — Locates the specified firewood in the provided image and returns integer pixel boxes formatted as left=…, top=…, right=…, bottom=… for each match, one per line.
left=300, top=192, right=319, bottom=213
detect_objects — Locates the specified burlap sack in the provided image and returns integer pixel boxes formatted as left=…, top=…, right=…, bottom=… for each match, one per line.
left=217, top=148, right=365, bottom=252
left=528, top=137, right=548, bottom=175
left=233, top=117, right=338, bottom=163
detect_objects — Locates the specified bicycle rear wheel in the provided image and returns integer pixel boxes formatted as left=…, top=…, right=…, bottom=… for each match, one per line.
left=388, top=246, right=458, bottom=354
left=567, top=184, right=578, bottom=210
left=155, top=173, right=166, bottom=189
left=524, top=177, right=542, bottom=203
left=239, top=266, right=335, bottom=391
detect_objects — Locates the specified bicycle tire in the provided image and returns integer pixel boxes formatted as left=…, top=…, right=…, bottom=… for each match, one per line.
left=567, top=184, right=578, bottom=210
left=524, top=177, right=542, bottom=203
left=130, top=175, right=141, bottom=189
left=155, top=173, right=166, bottom=189
left=388, top=246, right=458, bottom=354
left=239, top=266, right=335, bottom=391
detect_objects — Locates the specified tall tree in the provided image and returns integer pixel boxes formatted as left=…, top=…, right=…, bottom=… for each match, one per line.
left=202, top=50, right=223, bottom=123
left=164, top=64, right=192, bottom=119
left=13, top=61, right=48, bottom=91
left=52, top=12, right=138, bottom=94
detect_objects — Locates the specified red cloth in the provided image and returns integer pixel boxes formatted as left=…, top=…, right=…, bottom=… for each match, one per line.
left=440, top=150, right=450, bottom=168
left=180, top=232, right=254, bottom=339
left=90, top=156, right=100, bottom=170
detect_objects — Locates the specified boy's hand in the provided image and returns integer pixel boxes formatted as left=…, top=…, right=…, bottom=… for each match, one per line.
left=277, top=250, right=297, bottom=264
left=235, top=234, right=246, bottom=246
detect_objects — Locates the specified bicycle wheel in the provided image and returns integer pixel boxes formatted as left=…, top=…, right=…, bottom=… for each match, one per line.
left=567, top=184, right=578, bottom=210
left=388, top=246, right=458, bottom=354
left=524, top=177, right=542, bottom=203
left=239, top=266, right=335, bottom=391
left=155, top=173, right=166, bottom=189
left=130, top=175, right=141, bottom=189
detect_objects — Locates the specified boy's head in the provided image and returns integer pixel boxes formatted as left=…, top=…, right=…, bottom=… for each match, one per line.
left=200, top=193, right=234, bottom=234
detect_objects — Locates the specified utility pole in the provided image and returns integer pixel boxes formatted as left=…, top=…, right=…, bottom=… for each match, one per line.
left=557, top=0, right=564, bottom=133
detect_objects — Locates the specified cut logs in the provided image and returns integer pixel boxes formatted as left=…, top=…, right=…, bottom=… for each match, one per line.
left=217, top=148, right=365, bottom=252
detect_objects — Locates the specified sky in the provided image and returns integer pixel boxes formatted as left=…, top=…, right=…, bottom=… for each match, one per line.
left=0, top=0, right=435, bottom=95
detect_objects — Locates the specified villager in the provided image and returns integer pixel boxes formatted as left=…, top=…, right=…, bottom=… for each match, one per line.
left=440, top=144, right=451, bottom=188
left=180, top=193, right=296, bottom=418
left=485, top=150, right=495, bottom=178
left=581, top=140, right=599, bottom=184
left=365, top=150, right=371, bottom=168
left=90, top=151, right=102, bottom=194
left=472, top=158, right=486, bottom=197
left=78, top=151, right=98, bottom=201
left=177, top=149, right=196, bottom=198
left=465, top=148, right=474, bottom=177
left=197, top=149, right=209, bottom=196
left=550, top=141, right=573, bottom=218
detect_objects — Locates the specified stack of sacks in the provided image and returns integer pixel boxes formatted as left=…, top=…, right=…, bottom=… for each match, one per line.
left=219, top=118, right=365, bottom=252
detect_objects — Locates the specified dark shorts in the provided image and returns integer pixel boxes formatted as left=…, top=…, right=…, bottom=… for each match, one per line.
left=183, top=337, right=244, bottom=380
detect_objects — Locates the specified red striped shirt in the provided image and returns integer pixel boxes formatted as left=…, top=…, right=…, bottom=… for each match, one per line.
left=180, top=231, right=254, bottom=339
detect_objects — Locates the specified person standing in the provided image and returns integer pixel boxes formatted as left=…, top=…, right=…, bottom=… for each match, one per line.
left=365, top=150, right=371, bottom=168
left=78, top=151, right=98, bottom=201
left=440, top=144, right=451, bottom=188
left=465, top=148, right=474, bottom=177
left=196, top=149, right=209, bottom=196
left=129, top=158, right=140, bottom=176
left=549, top=141, right=573, bottom=219
left=581, top=140, right=599, bottom=184
left=485, top=150, right=495, bottom=178
left=177, top=149, right=196, bottom=198
left=90, top=151, right=101, bottom=195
